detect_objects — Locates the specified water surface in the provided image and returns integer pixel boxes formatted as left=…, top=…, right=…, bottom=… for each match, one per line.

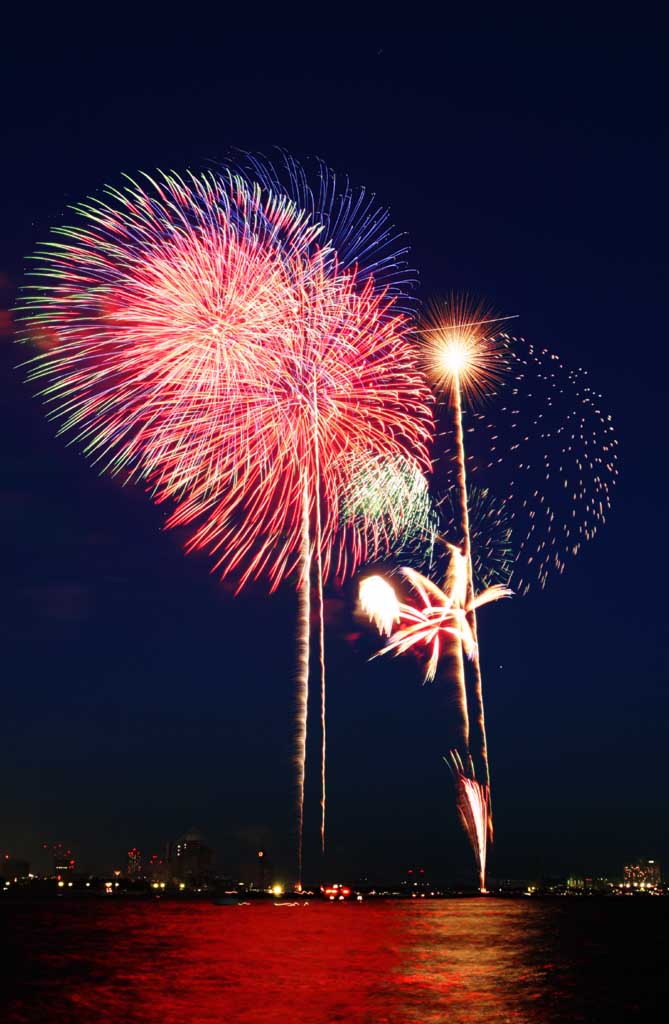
left=3, top=898, right=668, bottom=1022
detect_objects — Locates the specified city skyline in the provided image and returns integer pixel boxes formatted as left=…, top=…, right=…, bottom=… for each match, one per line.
left=2, top=829, right=665, bottom=892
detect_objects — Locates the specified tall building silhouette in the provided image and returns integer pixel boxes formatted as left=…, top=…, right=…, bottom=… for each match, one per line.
left=167, top=828, right=214, bottom=886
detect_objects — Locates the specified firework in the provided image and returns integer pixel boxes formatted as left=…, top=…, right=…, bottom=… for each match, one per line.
left=418, top=295, right=513, bottom=886
left=465, top=333, right=619, bottom=594
left=359, top=555, right=511, bottom=754
left=421, top=295, right=510, bottom=403
left=239, top=149, right=416, bottom=306
left=365, top=562, right=511, bottom=683
left=422, top=298, right=506, bottom=768
left=153, top=207, right=432, bottom=859
left=446, top=751, right=490, bottom=892
left=339, top=454, right=438, bottom=569
left=359, top=576, right=400, bottom=637
left=190, top=154, right=432, bottom=858
left=19, top=163, right=433, bottom=874
left=425, top=302, right=617, bottom=886
left=439, top=484, right=513, bottom=590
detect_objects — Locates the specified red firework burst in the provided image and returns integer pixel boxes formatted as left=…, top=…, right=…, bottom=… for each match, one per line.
left=19, top=166, right=433, bottom=871
left=157, top=247, right=432, bottom=589
left=21, top=169, right=432, bottom=587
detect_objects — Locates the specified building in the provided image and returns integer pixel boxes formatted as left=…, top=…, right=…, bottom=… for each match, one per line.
left=127, top=848, right=142, bottom=878
left=568, top=876, right=612, bottom=893
left=623, top=858, right=661, bottom=888
left=168, top=828, right=214, bottom=886
left=255, top=849, right=268, bottom=891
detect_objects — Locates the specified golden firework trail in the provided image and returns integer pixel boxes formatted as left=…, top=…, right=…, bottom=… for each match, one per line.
left=360, top=556, right=510, bottom=891
left=361, top=294, right=616, bottom=890
left=296, top=472, right=311, bottom=883
left=446, top=751, right=490, bottom=892
left=419, top=295, right=512, bottom=879
left=421, top=297, right=509, bottom=796
left=311, top=381, right=327, bottom=856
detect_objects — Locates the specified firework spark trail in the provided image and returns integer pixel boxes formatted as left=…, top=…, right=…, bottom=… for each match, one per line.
left=154, top=244, right=432, bottom=867
left=451, top=365, right=491, bottom=785
left=424, top=300, right=618, bottom=881
left=446, top=751, right=489, bottom=892
left=452, top=374, right=494, bottom=809
left=311, top=377, right=327, bottom=855
left=420, top=296, right=512, bottom=882
left=19, top=162, right=433, bottom=877
left=360, top=558, right=510, bottom=890
left=423, top=298, right=503, bottom=803
left=296, top=472, right=311, bottom=882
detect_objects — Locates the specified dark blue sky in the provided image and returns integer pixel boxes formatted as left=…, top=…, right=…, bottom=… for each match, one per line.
left=1, top=24, right=667, bottom=884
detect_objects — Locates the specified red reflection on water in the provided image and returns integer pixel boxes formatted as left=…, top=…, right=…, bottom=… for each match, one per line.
left=6, top=902, right=406, bottom=1024
left=8, top=897, right=646, bottom=1024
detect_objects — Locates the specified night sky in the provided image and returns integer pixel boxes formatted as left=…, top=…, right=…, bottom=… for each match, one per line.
left=1, top=24, right=667, bottom=885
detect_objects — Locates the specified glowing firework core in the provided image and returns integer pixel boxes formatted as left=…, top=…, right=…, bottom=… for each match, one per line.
left=422, top=297, right=509, bottom=404
left=436, top=334, right=472, bottom=375
left=359, top=576, right=400, bottom=637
